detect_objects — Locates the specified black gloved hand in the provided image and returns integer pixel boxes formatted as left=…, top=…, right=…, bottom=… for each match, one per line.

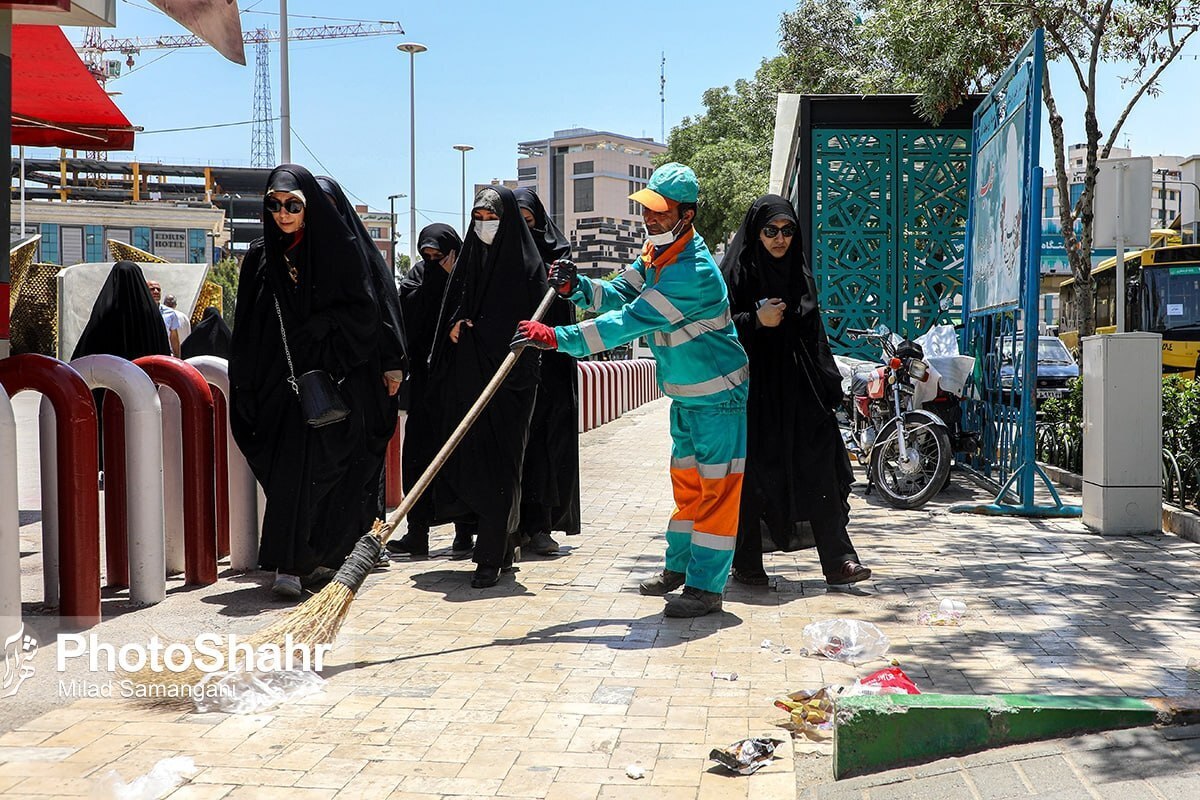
left=548, top=259, right=578, bottom=296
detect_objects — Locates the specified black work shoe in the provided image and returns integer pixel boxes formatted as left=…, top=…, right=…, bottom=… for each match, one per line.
left=471, top=565, right=501, bottom=588
left=529, top=531, right=559, bottom=555
left=638, top=569, right=686, bottom=596
left=451, top=531, right=475, bottom=555
left=663, top=586, right=723, bottom=617
left=731, top=566, right=769, bottom=586
left=386, top=533, right=428, bottom=557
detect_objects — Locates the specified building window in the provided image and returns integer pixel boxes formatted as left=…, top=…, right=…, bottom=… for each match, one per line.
left=574, top=160, right=594, bottom=175
left=1043, top=187, right=1055, bottom=218
left=518, top=166, right=537, bottom=180
left=574, top=177, right=595, bottom=213
left=367, top=226, right=385, bottom=239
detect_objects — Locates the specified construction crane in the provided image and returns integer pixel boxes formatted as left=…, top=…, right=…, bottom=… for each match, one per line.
left=79, top=22, right=405, bottom=166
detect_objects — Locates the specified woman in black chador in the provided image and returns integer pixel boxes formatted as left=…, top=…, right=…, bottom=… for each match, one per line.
left=180, top=306, right=232, bottom=360
left=317, top=175, right=408, bottom=523
left=72, top=260, right=171, bottom=362
left=719, top=195, right=871, bottom=587
left=429, top=186, right=548, bottom=588
left=229, top=164, right=392, bottom=599
left=513, top=187, right=580, bottom=556
left=388, top=223, right=473, bottom=558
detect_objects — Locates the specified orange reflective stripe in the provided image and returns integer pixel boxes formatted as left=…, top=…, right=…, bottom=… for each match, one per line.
left=670, top=465, right=701, bottom=521
left=693, top=474, right=744, bottom=538
left=642, top=226, right=695, bottom=271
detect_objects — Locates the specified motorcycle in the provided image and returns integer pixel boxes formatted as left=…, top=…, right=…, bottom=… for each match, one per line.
left=840, top=326, right=952, bottom=509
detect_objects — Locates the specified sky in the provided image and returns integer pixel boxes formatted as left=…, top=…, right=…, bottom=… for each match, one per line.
left=24, top=1, right=1200, bottom=248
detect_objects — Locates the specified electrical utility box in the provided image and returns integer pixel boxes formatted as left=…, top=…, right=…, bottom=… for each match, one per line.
left=1081, top=333, right=1162, bottom=534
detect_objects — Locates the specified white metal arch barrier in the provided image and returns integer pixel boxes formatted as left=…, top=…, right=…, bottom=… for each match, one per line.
left=1, top=384, right=20, bottom=641
left=185, top=356, right=259, bottom=571
left=576, top=359, right=662, bottom=433
left=69, top=355, right=166, bottom=606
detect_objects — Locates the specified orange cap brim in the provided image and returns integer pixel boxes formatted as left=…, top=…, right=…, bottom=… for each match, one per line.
left=628, top=187, right=675, bottom=212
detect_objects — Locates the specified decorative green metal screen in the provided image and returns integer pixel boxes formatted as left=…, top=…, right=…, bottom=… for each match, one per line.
left=813, top=128, right=971, bottom=357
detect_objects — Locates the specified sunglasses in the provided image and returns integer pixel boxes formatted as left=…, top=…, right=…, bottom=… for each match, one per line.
left=762, top=224, right=796, bottom=239
left=265, top=196, right=305, bottom=215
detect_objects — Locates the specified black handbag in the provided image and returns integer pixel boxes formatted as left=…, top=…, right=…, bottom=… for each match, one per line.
left=274, top=296, right=350, bottom=427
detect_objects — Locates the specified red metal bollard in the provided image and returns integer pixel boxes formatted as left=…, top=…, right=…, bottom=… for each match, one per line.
left=0, top=354, right=101, bottom=625
left=385, top=416, right=403, bottom=509
left=213, top=392, right=230, bottom=559
left=133, top=356, right=217, bottom=586
left=102, top=394, right=129, bottom=588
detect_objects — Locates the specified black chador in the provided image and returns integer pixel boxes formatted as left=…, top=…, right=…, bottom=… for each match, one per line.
left=318, top=175, right=409, bottom=521
left=396, top=223, right=462, bottom=545
left=514, top=188, right=581, bottom=549
left=719, top=194, right=861, bottom=581
left=72, top=260, right=171, bottom=361
left=429, top=186, right=548, bottom=584
left=180, top=307, right=232, bottom=360
left=228, top=164, right=390, bottom=577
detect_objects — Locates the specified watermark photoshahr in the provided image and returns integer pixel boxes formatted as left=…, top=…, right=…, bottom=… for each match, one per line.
left=57, top=633, right=331, bottom=674
left=2, top=624, right=39, bottom=699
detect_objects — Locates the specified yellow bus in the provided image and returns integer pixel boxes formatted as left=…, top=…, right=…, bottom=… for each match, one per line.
left=1058, top=230, right=1200, bottom=376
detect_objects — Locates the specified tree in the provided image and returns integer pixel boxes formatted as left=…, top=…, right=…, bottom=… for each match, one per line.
left=209, top=256, right=239, bottom=325
left=867, top=0, right=1200, bottom=336
left=395, top=253, right=411, bottom=277
left=661, top=0, right=915, bottom=245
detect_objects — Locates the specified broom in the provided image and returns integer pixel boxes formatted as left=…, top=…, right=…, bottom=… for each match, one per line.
left=132, top=287, right=560, bottom=692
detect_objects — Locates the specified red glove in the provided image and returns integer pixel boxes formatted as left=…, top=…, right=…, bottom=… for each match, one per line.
left=510, top=320, right=557, bottom=352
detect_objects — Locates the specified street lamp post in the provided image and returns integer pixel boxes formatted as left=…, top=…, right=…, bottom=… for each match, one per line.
left=397, top=42, right=428, bottom=266
left=453, top=144, right=474, bottom=233
left=387, top=192, right=406, bottom=274
left=279, top=0, right=291, bottom=162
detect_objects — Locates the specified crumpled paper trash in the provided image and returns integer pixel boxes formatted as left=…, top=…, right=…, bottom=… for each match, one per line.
left=93, top=756, right=196, bottom=800
left=708, top=737, right=784, bottom=775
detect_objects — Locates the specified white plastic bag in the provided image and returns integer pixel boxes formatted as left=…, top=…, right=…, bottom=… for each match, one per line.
left=94, top=756, right=196, bottom=800
left=801, top=619, right=889, bottom=664
left=193, top=669, right=325, bottom=714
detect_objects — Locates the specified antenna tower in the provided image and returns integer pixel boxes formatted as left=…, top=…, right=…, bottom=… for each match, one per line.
left=251, top=29, right=275, bottom=168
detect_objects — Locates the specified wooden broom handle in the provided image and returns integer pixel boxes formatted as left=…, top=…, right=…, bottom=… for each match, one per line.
left=377, top=287, right=560, bottom=542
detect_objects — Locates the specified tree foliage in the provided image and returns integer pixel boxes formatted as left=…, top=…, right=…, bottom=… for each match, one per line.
left=209, top=256, right=239, bottom=325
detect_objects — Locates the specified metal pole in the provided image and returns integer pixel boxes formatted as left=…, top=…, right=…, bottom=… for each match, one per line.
left=398, top=46, right=427, bottom=266
left=389, top=194, right=396, bottom=271
left=279, top=0, right=291, bottom=163
left=453, top=144, right=473, bottom=234
left=19, top=145, right=25, bottom=232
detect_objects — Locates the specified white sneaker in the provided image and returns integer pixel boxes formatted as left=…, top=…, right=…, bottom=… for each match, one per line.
left=272, top=571, right=302, bottom=598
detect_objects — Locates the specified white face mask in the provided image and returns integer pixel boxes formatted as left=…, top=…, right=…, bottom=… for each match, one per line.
left=644, top=217, right=684, bottom=248
left=475, top=219, right=500, bottom=245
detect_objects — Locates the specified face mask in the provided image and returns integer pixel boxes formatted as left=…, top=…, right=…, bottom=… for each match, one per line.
left=475, top=220, right=500, bottom=245
left=644, top=217, right=684, bottom=248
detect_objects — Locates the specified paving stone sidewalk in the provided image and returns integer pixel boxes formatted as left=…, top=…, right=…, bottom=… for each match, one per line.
left=2, top=394, right=1199, bottom=799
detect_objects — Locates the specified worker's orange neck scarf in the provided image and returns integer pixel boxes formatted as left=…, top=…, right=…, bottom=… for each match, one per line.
left=642, top=225, right=694, bottom=272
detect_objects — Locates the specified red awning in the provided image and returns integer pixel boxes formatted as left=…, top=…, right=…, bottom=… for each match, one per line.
left=11, top=25, right=137, bottom=150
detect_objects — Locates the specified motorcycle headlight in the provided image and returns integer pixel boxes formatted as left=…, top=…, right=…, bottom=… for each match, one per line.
left=908, top=359, right=929, bottom=382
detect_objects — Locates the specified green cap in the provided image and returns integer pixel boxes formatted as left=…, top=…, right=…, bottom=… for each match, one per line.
left=628, top=162, right=699, bottom=210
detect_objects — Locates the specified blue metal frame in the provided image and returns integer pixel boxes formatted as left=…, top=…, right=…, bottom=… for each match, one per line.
left=953, top=28, right=1080, bottom=518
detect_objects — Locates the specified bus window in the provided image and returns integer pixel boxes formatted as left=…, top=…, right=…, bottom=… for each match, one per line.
left=1096, top=270, right=1114, bottom=329
left=1142, top=266, right=1200, bottom=331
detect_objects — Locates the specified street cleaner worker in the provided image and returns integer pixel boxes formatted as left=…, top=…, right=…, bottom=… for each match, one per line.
left=511, top=162, right=748, bottom=618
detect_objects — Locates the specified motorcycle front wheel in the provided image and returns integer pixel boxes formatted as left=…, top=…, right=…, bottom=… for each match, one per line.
left=869, top=421, right=952, bottom=509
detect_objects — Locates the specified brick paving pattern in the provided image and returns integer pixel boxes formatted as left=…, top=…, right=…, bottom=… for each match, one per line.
left=2, top=395, right=1199, bottom=798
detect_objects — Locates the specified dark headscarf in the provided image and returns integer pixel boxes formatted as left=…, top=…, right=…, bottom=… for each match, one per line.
left=180, top=306, right=232, bottom=359
left=513, top=187, right=569, bottom=265
left=416, top=223, right=462, bottom=264
left=429, top=186, right=548, bottom=379
left=403, top=223, right=462, bottom=376
left=316, top=175, right=408, bottom=375
left=72, top=260, right=171, bottom=360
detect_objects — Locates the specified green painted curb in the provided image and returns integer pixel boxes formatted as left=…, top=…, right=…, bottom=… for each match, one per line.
left=833, top=693, right=1159, bottom=779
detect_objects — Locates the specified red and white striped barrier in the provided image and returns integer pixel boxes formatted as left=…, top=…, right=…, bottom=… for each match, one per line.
left=577, top=358, right=662, bottom=434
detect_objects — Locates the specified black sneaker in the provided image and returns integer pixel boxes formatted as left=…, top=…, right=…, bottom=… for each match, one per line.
left=386, top=532, right=428, bottom=557
left=664, top=586, right=723, bottom=617
left=638, top=569, right=686, bottom=596
left=529, top=531, right=559, bottom=555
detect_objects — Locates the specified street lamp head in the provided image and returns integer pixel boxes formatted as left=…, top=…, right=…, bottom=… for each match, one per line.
left=397, top=42, right=428, bottom=55
left=453, top=144, right=474, bottom=153
left=388, top=193, right=407, bottom=200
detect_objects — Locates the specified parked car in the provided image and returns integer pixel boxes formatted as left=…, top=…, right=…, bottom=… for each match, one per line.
left=999, top=336, right=1080, bottom=406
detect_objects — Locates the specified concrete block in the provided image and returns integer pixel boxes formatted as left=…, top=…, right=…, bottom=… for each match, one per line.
left=833, top=694, right=1158, bottom=779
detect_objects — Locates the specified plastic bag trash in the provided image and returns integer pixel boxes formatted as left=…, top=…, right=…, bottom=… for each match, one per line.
left=625, top=764, right=645, bottom=780
left=94, top=755, right=196, bottom=800
left=801, top=619, right=889, bottom=664
left=193, top=669, right=325, bottom=714
left=920, top=598, right=967, bottom=626
left=760, top=639, right=773, bottom=649
left=849, top=667, right=920, bottom=696
left=775, top=687, right=841, bottom=733
left=709, top=737, right=784, bottom=775
left=710, top=670, right=739, bottom=681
